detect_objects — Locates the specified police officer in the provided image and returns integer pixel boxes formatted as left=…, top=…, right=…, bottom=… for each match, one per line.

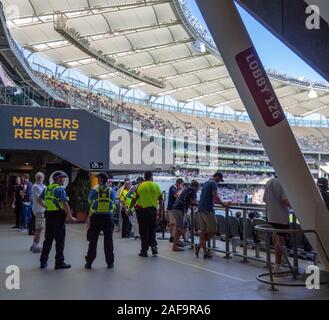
left=85, top=173, right=116, bottom=269
left=38, top=171, right=76, bottom=269
left=119, top=178, right=133, bottom=238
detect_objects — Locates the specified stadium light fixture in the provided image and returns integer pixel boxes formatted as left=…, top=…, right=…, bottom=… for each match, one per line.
left=308, top=87, right=318, bottom=99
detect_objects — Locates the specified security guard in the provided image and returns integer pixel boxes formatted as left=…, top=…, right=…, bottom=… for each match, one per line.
left=128, top=172, right=163, bottom=257
left=85, top=173, right=116, bottom=269
left=119, top=178, right=133, bottom=238
left=39, top=171, right=76, bottom=269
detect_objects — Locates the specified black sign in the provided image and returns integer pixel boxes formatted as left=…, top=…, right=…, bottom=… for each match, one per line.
left=90, top=162, right=104, bottom=170
left=0, top=105, right=110, bottom=170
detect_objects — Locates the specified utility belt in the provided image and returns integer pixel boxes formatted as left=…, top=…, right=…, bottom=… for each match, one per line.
left=44, top=210, right=66, bottom=218
left=91, top=213, right=113, bottom=217
left=90, top=214, right=113, bottom=222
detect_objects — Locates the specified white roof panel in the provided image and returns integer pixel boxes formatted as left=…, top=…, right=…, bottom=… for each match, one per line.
left=2, top=0, right=329, bottom=117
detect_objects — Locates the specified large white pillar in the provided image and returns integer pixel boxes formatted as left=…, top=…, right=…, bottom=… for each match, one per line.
left=196, top=0, right=329, bottom=270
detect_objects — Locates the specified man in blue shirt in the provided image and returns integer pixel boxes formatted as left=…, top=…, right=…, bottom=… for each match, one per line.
left=196, top=172, right=230, bottom=259
left=85, top=173, right=116, bottom=269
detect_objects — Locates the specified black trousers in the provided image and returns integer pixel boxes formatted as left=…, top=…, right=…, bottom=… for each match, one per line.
left=136, top=207, right=157, bottom=253
left=14, top=203, right=22, bottom=227
left=121, top=208, right=132, bottom=238
left=86, top=214, right=114, bottom=266
left=40, top=211, right=66, bottom=265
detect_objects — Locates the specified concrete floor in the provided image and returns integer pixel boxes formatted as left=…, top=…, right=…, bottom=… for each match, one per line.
left=0, top=218, right=328, bottom=300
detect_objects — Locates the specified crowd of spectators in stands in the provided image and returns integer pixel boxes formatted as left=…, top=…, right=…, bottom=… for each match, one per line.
left=219, top=186, right=265, bottom=204
left=298, top=134, right=329, bottom=152
left=32, top=72, right=329, bottom=153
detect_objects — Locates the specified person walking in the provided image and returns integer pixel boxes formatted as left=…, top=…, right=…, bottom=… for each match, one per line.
left=30, top=172, right=46, bottom=253
left=172, top=180, right=199, bottom=251
left=167, top=178, right=184, bottom=243
left=38, top=171, right=76, bottom=269
left=21, top=174, right=33, bottom=232
left=128, top=172, right=163, bottom=257
left=85, top=173, right=116, bottom=269
left=263, top=177, right=291, bottom=273
left=12, top=177, right=23, bottom=229
left=195, top=172, right=230, bottom=259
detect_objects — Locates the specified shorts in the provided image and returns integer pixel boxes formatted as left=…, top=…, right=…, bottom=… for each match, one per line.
left=270, top=222, right=289, bottom=237
left=167, top=210, right=176, bottom=225
left=198, top=211, right=217, bottom=234
left=34, top=212, right=45, bottom=230
left=172, top=209, right=185, bottom=229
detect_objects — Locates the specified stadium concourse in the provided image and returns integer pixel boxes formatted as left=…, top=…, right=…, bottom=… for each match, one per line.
left=1, top=0, right=329, bottom=301
left=0, top=220, right=328, bottom=300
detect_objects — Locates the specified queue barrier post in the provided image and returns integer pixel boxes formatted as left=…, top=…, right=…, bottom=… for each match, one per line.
left=223, top=207, right=231, bottom=259
left=242, top=209, right=248, bottom=263
left=292, top=213, right=299, bottom=274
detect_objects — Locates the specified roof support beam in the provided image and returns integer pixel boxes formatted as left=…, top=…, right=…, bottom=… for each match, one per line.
left=301, top=105, right=329, bottom=117
left=159, top=75, right=231, bottom=97
left=26, top=22, right=185, bottom=53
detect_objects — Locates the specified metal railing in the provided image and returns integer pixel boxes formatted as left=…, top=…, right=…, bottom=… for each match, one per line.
left=255, top=224, right=329, bottom=291
left=187, top=203, right=322, bottom=271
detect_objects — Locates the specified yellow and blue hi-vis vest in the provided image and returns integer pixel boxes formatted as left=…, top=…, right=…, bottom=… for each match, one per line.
left=89, top=186, right=114, bottom=214
left=44, top=183, right=64, bottom=212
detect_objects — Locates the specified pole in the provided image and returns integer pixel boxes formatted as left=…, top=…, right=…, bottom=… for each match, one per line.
left=242, top=209, right=248, bottom=263
left=196, top=0, right=329, bottom=270
left=224, top=207, right=231, bottom=259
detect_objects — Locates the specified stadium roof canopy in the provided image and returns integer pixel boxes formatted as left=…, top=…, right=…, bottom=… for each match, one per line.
left=3, top=0, right=329, bottom=117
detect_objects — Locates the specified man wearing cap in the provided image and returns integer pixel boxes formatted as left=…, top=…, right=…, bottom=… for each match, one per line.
left=195, top=172, right=230, bottom=259
left=38, top=171, right=76, bottom=269
left=85, top=173, right=116, bottom=269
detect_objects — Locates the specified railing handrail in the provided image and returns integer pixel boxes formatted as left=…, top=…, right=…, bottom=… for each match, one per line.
left=215, top=204, right=266, bottom=211
left=255, top=224, right=329, bottom=266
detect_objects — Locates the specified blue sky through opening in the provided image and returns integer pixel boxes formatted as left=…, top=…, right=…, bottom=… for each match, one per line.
left=187, top=0, right=326, bottom=82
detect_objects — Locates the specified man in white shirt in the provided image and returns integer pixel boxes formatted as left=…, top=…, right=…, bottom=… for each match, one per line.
left=263, top=177, right=291, bottom=273
left=30, top=172, right=46, bottom=253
